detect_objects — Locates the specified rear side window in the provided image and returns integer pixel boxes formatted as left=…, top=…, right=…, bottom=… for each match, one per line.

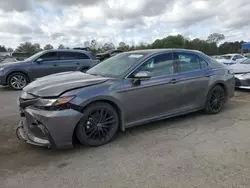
left=58, top=52, right=90, bottom=60
left=174, top=52, right=208, bottom=73
left=58, top=52, right=77, bottom=60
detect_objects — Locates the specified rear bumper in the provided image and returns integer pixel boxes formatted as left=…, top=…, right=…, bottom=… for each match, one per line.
left=16, top=107, right=83, bottom=149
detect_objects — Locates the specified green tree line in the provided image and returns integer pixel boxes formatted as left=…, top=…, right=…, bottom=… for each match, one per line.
left=3, top=33, right=247, bottom=56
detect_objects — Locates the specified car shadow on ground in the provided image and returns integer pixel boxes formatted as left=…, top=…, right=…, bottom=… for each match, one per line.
left=0, top=86, right=15, bottom=92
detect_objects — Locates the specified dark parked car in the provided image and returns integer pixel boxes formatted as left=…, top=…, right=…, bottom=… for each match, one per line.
left=0, top=49, right=99, bottom=90
left=96, top=49, right=124, bottom=61
left=16, top=49, right=235, bottom=149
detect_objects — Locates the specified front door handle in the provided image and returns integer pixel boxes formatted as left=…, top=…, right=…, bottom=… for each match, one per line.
left=76, top=63, right=80, bottom=65
left=53, top=64, right=58, bottom=67
left=169, top=79, right=178, bottom=84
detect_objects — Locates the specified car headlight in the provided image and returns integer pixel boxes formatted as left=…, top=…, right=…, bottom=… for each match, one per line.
left=0, top=67, right=5, bottom=71
left=35, top=96, right=75, bottom=110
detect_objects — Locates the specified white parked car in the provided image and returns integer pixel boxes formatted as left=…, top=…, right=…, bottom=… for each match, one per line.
left=215, top=54, right=247, bottom=65
left=230, top=58, right=250, bottom=89
left=0, top=56, right=17, bottom=63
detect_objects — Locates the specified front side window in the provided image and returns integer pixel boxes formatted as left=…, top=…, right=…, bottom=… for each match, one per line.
left=132, top=53, right=175, bottom=77
left=174, top=52, right=208, bottom=73
left=39, top=52, right=58, bottom=61
left=87, top=52, right=147, bottom=77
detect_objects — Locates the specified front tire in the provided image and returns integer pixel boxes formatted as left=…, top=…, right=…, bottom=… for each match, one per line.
left=76, top=102, right=119, bottom=146
left=7, top=72, right=29, bottom=90
left=204, top=85, right=226, bottom=114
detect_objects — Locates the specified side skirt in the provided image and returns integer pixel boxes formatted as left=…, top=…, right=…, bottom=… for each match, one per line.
left=124, top=107, right=202, bottom=129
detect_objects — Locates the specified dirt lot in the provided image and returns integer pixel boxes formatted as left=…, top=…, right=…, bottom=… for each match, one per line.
left=1, top=86, right=250, bottom=188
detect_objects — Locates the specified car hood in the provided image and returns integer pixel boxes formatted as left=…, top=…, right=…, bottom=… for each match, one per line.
left=23, top=71, right=109, bottom=97
left=230, top=64, right=250, bottom=74
left=0, top=61, right=25, bottom=67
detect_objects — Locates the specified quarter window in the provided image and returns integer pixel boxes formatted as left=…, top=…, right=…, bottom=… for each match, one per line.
left=133, top=53, right=175, bottom=77
left=174, top=53, right=208, bottom=73
left=77, top=53, right=90, bottom=59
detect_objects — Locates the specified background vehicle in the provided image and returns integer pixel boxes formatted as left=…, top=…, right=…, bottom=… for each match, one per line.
left=230, top=58, right=250, bottom=89
left=16, top=49, right=235, bottom=149
left=0, top=56, right=17, bottom=63
left=215, top=54, right=247, bottom=65
left=96, top=49, right=124, bottom=61
left=0, top=49, right=99, bottom=90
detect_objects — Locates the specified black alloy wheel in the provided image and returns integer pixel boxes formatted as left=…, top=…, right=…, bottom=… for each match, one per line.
left=76, top=102, right=119, bottom=146
left=204, top=85, right=226, bottom=114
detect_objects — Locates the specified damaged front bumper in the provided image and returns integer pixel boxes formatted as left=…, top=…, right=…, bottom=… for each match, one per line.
left=16, top=120, right=51, bottom=147
left=16, top=106, right=83, bottom=149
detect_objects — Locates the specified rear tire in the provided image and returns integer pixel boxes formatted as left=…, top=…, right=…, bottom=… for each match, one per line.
left=204, top=85, right=226, bottom=114
left=76, top=102, right=119, bottom=147
left=7, top=72, right=29, bottom=90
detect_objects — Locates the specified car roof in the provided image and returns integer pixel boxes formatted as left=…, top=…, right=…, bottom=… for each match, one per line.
left=123, top=48, right=201, bottom=55
left=44, top=49, right=89, bottom=53
left=42, top=49, right=97, bottom=60
left=222, top=53, right=242, bottom=56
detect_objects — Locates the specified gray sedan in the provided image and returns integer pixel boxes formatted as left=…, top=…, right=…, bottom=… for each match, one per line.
left=16, top=49, right=235, bottom=149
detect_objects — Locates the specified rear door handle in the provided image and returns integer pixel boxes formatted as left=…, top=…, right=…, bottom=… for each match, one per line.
left=53, top=64, right=58, bottom=67
left=205, top=73, right=211, bottom=77
left=76, top=63, right=80, bottom=65
left=169, top=79, right=179, bottom=84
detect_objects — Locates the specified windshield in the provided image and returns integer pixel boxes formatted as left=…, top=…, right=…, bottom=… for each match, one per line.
left=241, top=58, right=250, bottom=64
left=221, top=55, right=232, bottom=60
left=87, top=52, right=146, bottom=77
left=24, top=51, right=44, bottom=62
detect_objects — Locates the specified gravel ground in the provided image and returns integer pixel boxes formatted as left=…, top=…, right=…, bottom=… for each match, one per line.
left=1, top=86, right=250, bottom=188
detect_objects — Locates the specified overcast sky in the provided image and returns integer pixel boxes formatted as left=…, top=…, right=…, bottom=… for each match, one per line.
left=0, top=0, right=249, bottom=48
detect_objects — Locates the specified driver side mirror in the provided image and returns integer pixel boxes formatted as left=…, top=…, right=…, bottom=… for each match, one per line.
left=133, top=71, right=151, bottom=79
left=232, top=58, right=236, bottom=61
left=36, top=58, right=43, bottom=63
left=132, top=71, right=151, bottom=84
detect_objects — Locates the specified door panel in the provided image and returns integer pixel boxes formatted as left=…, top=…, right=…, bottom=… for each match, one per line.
left=174, top=70, right=210, bottom=109
left=28, top=60, right=61, bottom=79
left=173, top=52, right=210, bottom=109
left=121, top=52, right=185, bottom=125
left=57, top=51, right=92, bottom=72
left=122, top=75, right=184, bottom=124
left=27, top=52, right=59, bottom=79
